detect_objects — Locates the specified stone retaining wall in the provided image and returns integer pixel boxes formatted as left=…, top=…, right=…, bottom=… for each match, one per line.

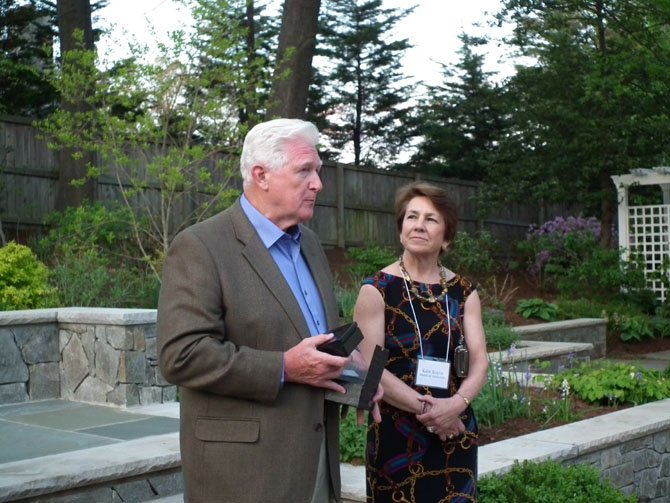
left=9, top=468, right=183, bottom=503
left=1, top=311, right=605, bottom=407
left=513, top=318, right=607, bottom=358
left=343, top=399, right=670, bottom=502
left=0, top=308, right=176, bottom=407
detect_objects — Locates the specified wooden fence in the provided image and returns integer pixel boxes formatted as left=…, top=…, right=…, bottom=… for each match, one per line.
left=0, top=114, right=574, bottom=253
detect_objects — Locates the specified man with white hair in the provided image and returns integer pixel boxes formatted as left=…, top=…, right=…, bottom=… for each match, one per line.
left=158, top=118, right=374, bottom=502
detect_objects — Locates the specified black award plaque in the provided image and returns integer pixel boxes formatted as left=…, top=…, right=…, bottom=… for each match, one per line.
left=325, top=344, right=389, bottom=410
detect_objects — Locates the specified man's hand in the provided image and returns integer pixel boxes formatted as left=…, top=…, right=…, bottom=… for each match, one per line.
left=357, top=384, right=383, bottom=426
left=284, top=333, right=348, bottom=393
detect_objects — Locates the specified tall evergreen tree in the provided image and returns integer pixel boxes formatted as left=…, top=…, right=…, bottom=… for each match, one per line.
left=407, top=34, right=505, bottom=181
left=0, top=0, right=58, bottom=117
left=308, top=0, right=415, bottom=168
left=189, top=0, right=279, bottom=131
left=488, top=0, right=670, bottom=246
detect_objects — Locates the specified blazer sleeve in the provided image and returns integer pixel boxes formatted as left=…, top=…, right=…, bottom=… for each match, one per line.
left=157, top=227, right=284, bottom=404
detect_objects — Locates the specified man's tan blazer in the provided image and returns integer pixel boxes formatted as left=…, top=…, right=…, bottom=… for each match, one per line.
left=157, top=200, right=342, bottom=502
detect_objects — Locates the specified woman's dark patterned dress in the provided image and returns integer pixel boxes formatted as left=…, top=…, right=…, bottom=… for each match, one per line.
left=362, top=271, right=478, bottom=503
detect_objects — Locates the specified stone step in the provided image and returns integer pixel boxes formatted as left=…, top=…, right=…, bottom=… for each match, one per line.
left=488, top=339, right=594, bottom=373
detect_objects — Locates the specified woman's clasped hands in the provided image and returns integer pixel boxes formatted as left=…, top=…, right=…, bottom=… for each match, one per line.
left=416, top=394, right=466, bottom=442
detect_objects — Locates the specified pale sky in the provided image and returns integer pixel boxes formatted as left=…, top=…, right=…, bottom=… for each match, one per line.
left=96, top=0, right=513, bottom=87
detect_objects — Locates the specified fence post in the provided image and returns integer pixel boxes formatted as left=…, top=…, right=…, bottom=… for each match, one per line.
left=336, top=162, right=345, bottom=248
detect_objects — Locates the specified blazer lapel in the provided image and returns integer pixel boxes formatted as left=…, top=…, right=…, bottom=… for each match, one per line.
left=230, top=202, right=311, bottom=341
left=301, top=228, right=339, bottom=329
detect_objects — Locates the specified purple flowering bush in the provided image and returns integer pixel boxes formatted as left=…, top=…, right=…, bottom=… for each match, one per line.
left=516, top=216, right=645, bottom=298
left=519, top=216, right=603, bottom=283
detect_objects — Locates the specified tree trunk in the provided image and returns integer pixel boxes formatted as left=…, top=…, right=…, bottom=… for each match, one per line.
left=55, top=0, right=96, bottom=211
left=265, top=0, right=321, bottom=119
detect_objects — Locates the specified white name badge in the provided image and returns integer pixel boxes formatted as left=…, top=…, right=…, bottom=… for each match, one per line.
left=415, top=357, right=450, bottom=389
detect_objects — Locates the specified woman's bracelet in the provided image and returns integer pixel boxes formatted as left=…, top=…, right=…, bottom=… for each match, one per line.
left=455, top=391, right=471, bottom=406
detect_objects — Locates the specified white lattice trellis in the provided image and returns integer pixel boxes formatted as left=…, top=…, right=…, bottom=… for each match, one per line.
left=612, top=167, right=670, bottom=302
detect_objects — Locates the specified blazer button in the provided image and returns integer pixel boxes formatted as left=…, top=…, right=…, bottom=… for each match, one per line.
left=314, top=422, right=323, bottom=432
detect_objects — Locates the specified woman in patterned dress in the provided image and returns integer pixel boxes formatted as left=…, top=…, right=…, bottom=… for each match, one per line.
left=353, top=182, right=489, bottom=502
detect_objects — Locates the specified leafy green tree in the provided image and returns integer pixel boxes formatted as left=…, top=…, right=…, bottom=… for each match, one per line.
left=486, top=0, right=670, bottom=247
left=37, top=27, right=243, bottom=280
left=407, top=34, right=506, bottom=180
left=308, top=0, right=416, bottom=168
left=0, top=0, right=58, bottom=117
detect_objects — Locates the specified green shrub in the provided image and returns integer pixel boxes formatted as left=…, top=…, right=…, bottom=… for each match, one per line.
left=517, top=216, right=647, bottom=304
left=0, top=242, right=59, bottom=310
left=557, top=296, right=666, bottom=343
left=335, top=284, right=358, bottom=323
left=555, top=298, right=609, bottom=320
left=609, top=313, right=655, bottom=342
left=552, top=245, right=647, bottom=301
left=473, top=354, right=533, bottom=428
left=339, top=409, right=366, bottom=463
left=516, top=298, right=559, bottom=321
left=345, top=246, right=397, bottom=282
left=484, top=319, right=519, bottom=350
left=475, top=348, right=581, bottom=429
left=32, top=201, right=136, bottom=260
left=444, top=230, right=499, bottom=276
left=650, top=315, right=670, bottom=338
left=478, top=459, right=636, bottom=502
left=32, top=202, right=159, bottom=308
left=49, top=249, right=159, bottom=308
left=556, top=361, right=670, bottom=406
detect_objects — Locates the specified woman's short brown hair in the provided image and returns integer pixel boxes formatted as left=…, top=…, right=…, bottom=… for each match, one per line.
left=394, top=181, right=458, bottom=243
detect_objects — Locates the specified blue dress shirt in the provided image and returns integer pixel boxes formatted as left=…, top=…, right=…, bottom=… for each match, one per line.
left=240, top=195, right=328, bottom=337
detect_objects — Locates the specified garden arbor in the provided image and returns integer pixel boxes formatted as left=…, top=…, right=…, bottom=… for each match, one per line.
left=612, top=167, right=670, bottom=302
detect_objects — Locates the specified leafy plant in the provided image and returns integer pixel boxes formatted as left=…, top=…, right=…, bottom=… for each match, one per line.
left=541, top=377, right=573, bottom=424
left=31, top=201, right=136, bottom=260
left=0, top=241, right=59, bottom=310
left=344, top=246, right=397, bottom=282
left=609, top=313, right=655, bottom=342
left=649, top=315, right=670, bottom=338
left=476, top=346, right=583, bottom=429
left=444, top=230, right=499, bottom=276
left=515, top=298, right=559, bottom=321
left=474, top=353, right=533, bottom=428
left=48, top=248, right=159, bottom=308
left=339, top=408, right=366, bottom=463
left=32, top=203, right=159, bottom=308
left=552, top=245, right=647, bottom=300
left=555, top=298, right=610, bottom=320
left=478, top=459, right=636, bottom=502
left=484, top=319, right=519, bottom=351
left=335, top=284, right=358, bottom=323
left=516, top=216, right=650, bottom=304
left=556, top=361, right=670, bottom=406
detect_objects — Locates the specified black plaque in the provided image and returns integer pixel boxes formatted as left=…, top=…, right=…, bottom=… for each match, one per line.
left=325, top=345, right=389, bottom=410
left=318, top=322, right=364, bottom=357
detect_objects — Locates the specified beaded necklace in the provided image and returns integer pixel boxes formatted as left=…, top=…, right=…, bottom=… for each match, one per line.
left=398, top=255, right=449, bottom=303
